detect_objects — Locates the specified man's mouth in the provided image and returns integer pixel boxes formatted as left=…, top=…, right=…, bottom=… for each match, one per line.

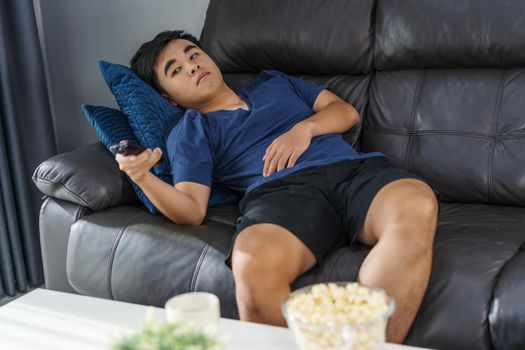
left=197, top=72, right=209, bottom=85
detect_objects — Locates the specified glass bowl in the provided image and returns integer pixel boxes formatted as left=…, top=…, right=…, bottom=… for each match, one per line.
left=281, top=282, right=395, bottom=350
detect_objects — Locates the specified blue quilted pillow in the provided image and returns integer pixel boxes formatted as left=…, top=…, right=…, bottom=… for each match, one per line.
left=81, top=104, right=165, bottom=213
left=97, top=60, right=241, bottom=208
left=98, top=60, right=181, bottom=179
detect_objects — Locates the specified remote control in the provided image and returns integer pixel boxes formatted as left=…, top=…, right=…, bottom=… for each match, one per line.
left=110, top=140, right=163, bottom=166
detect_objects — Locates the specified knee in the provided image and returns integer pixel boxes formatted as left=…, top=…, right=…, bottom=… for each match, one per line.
left=390, top=182, right=439, bottom=245
left=404, top=185, right=438, bottom=223
left=231, top=226, right=285, bottom=286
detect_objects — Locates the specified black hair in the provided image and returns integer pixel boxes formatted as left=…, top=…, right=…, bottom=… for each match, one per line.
left=130, top=30, right=201, bottom=94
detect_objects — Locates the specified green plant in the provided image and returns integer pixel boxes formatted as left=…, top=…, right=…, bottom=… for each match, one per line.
left=110, top=310, right=223, bottom=350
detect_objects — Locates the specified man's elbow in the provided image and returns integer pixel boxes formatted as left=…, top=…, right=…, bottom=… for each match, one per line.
left=334, top=101, right=359, bottom=126
left=346, top=104, right=360, bottom=127
left=352, top=111, right=360, bottom=124
left=190, top=210, right=206, bottom=226
left=177, top=197, right=207, bottom=226
left=167, top=212, right=205, bottom=226
left=179, top=213, right=205, bottom=226
left=192, top=215, right=205, bottom=226
left=173, top=217, right=204, bottom=226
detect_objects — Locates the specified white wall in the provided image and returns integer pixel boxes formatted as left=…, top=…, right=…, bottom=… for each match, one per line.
left=34, top=0, right=210, bottom=153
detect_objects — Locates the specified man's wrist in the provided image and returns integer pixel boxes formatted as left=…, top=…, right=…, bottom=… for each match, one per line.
left=132, top=171, right=153, bottom=185
left=294, top=120, right=315, bottom=138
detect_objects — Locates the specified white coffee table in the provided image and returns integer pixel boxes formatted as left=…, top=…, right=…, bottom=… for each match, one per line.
left=0, top=288, right=431, bottom=349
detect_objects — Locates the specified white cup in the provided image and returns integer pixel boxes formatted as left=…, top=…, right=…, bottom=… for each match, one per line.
left=165, top=292, right=220, bottom=332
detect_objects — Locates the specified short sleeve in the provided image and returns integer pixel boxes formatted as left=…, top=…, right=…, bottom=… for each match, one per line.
left=165, top=111, right=213, bottom=187
left=264, top=69, right=328, bottom=109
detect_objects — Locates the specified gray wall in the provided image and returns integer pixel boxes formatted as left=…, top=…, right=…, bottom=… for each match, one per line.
left=34, top=0, right=210, bottom=153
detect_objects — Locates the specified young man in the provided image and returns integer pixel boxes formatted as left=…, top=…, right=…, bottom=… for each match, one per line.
left=116, top=30, right=440, bottom=343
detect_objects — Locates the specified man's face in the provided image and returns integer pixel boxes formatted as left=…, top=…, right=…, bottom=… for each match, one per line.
left=154, top=39, right=224, bottom=109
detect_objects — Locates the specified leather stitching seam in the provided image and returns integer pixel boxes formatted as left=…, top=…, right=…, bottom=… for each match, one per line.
left=189, top=229, right=220, bottom=293
left=404, top=71, right=426, bottom=170
left=32, top=176, right=92, bottom=208
left=487, top=72, right=506, bottom=202
left=190, top=242, right=211, bottom=292
left=362, top=128, right=525, bottom=139
left=106, top=213, right=147, bottom=299
left=487, top=244, right=522, bottom=348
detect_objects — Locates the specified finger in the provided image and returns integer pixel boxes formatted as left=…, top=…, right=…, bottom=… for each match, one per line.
left=277, top=152, right=291, bottom=172
left=266, top=153, right=282, bottom=176
left=121, top=148, right=159, bottom=175
left=263, top=144, right=276, bottom=163
left=287, top=152, right=299, bottom=168
left=262, top=144, right=273, bottom=162
left=115, top=153, right=124, bottom=163
left=119, top=148, right=150, bottom=163
left=263, top=147, right=278, bottom=175
left=116, top=154, right=126, bottom=171
left=116, top=153, right=135, bottom=163
left=141, top=148, right=161, bottom=166
left=115, top=153, right=138, bottom=168
left=119, top=149, right=151, bottom=170
left=150, top=148, right=163, bottom=165
left=136, top=148, right=153, bottom=162
left=126, top=149, right=152, bottom=169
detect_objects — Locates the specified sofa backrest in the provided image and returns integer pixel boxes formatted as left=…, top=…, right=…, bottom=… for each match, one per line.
left=199, top=0, right=374, bottom=148
left=362, top=0, right=525, bottom=206
left=200, top=0, right=525, bottom=206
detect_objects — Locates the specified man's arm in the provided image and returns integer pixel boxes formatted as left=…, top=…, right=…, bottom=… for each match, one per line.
left=262, top=89, right=360, bottom=176
left=135, top=173, right=210, bottom=226
left=116, top=147, right=210, bottom=226
left=297, top=89, right=360, bottom=137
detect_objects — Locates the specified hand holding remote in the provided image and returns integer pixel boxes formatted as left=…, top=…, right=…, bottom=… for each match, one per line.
left=110, top=140, right=163, bottom=164
left=110, top=140, right=146, bottom=156
left=112, top=140, right=163, bottom=182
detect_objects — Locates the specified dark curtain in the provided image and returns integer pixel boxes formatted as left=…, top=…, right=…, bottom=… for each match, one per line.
left=0, top=0, right=56, bottom=299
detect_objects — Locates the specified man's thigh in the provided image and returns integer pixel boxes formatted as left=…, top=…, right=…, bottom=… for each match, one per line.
left=232, top=223, right=316, bottom=280
left=333, top=157, right=440, bottom=246
left=226, top=172, right=346, bottom=269
left=356, top=178, right=439, bottom=246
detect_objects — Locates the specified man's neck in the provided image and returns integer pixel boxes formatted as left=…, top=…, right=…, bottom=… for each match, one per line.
left=197, top=85, right=249, bottom=113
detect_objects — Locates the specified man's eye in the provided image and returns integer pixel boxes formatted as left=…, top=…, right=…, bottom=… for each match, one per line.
left=190, top=53, right=198, bottom=59
left=171, top=67, right=181, bottom=76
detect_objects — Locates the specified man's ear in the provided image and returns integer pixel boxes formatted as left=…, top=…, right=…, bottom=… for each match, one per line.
left=161, top=93, right=178, bottom=106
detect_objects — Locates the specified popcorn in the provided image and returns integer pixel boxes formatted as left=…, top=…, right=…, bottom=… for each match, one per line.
left=282, top=282, right=395, bottom=350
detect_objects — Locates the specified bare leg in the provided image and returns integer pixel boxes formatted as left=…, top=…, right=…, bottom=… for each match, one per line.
left=357, top=231, right=434, bottom=343
left=231, top=223, right=317, bottom=326
left=356, top=179, right=439, bottom=343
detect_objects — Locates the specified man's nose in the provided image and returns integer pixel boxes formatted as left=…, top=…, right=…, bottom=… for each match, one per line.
left=190, top=64, right=201, bottom=75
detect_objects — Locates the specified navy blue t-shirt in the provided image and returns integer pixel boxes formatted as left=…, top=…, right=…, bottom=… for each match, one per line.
left=166, top=69, right=384, bottom=194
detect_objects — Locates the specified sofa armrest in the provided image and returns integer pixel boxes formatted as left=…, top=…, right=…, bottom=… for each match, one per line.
left=32, top=142, right=139, bottom=210
left=39, top=196, right=93, bottom=293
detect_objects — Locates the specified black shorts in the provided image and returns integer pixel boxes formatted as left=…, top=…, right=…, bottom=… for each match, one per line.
left=225, top=156, right=441, bottom=268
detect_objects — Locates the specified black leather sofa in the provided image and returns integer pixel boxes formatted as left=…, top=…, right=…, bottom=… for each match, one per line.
left=33, top=1, right=525, bottom=349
